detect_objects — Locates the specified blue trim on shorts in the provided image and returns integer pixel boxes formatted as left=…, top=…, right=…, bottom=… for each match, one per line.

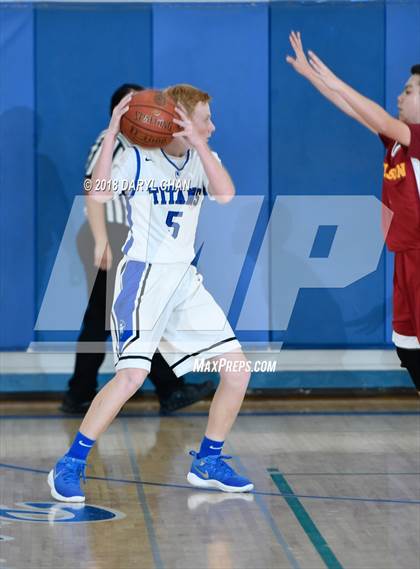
left=113, top=260, right=146, bottom=355
left=122, top=147, right=141, bottom=256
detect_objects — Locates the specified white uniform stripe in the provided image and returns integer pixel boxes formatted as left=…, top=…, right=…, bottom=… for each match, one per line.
left=392, top=330, right=420, bottom=349
left=410, top=157, right=420, bottom=199
left=114, top=197, right=124, bottom=224
left=105, top=201, right=114, bottom=223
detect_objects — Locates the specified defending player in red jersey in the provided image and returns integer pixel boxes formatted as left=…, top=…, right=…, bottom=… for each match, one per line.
left=286, top=31, right=420, bottom=395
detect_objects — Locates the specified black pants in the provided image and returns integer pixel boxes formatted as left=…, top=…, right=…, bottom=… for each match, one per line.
left=396, top=347, right=420, bottom=391
left=67, top=222, right=182, bottom=401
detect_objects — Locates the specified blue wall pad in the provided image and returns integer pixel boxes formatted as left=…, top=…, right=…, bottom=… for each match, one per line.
left=35, top=3, right=153, bottom=343
left=1, top=1, right=418, bottom=358
left=0, top=5, right=35, bottom=349
left=270, top=2, right=387, bottom=347
left=153, top=3, right=271, bottom=344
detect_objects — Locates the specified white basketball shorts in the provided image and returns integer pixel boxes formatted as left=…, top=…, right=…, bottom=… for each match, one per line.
left=111, top=258, right=241, bottom=376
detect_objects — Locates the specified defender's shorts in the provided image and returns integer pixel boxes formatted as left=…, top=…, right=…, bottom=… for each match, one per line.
left=392, top=250, right=420, bottom=348
left=111, top=258, right=241, bottom=376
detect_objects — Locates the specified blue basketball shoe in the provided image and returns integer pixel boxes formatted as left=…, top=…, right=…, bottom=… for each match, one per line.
left=187, top=451, right=254, bottom=493
left=48, top=456, right=86, bottom=502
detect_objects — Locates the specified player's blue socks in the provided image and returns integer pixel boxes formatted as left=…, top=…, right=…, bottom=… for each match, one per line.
left=65, top=431, right=96, bottom=461
left=197, top=436, right=224, bottom=458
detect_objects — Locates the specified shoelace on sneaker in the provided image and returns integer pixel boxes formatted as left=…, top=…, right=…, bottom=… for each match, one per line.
left=209, top=455, right=235, bottom=477
left=60, top=459, right=87, bottom=485
left=189, top=451, right=235, bottom=477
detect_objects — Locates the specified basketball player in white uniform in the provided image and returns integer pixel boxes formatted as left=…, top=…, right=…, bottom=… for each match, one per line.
left=48, top=84, right=253, bottom=502
left=61, top=83, right=214, bottom=416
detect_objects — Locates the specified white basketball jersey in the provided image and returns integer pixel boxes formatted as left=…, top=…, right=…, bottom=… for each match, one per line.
left=111, top=145, right=217, bottom=263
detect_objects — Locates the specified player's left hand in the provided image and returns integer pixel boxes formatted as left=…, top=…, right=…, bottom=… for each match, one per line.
left=173, top=105, right=206, bottom=148
left=307, top=50, right=341, bottom=91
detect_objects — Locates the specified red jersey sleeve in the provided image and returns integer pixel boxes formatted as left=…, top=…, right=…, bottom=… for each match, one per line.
left=407, top=124, right=420, bottom=160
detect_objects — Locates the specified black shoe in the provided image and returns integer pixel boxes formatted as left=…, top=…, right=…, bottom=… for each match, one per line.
left=159, top=380, right=214, bottom=415
left=60, top=392, right=94, bottom=414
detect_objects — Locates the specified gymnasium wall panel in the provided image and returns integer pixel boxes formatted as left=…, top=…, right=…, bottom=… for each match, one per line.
left=1, top=1, right=418, bottom=354
left=152, top=3, right=271, bottom=344
left=270, top=1, right=387, bottom=347
left=0, top=5, right=35, bottom=349
left=34, top=3, right=153, bottom=342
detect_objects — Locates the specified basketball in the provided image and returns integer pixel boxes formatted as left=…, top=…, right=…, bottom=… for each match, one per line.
left=120, top=89, right=181, bottom=148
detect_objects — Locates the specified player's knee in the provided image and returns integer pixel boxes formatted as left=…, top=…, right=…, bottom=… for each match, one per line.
left=219, top=354, right=251, bottom=390
left=116, top=368, right=147, bottom=395
left=237, top=369, right=251, bottom=390
left=224, top=370, right=251, bottom=393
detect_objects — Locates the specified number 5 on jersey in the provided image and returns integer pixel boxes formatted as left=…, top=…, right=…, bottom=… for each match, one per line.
left=166, top=211, right=184, bottom=239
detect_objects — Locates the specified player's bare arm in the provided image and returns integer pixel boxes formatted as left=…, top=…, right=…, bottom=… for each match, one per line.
left=85, top=197, right=112, bottom=270
left=194, top=143, right=235, bottom=205
left=307, top=49, right=412, bottom=146
left=173, top=104, right=235, bottom=204
left=90, top=93, right=133, bottom=203
left=286, top=31, right=378, bottom=134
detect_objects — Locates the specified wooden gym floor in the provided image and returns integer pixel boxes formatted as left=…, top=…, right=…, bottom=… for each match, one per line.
left=0, top=396, right=419, bottom=569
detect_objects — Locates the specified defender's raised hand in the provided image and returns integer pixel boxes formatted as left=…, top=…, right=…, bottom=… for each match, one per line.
left=286, top=31, right=312, bottom=78
left=307, top=50, right=342, bottom=91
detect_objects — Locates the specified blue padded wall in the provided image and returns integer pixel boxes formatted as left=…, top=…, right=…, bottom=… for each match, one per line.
left=0, top=5, right=35, bottom=349
left=270, top=1, right=387, bottom=347
left=1, top=1, right=419, bottom=352
left=35, top=3, right=153, bottom=341
left=153, top=3, right=269, bottom=198
left=153, top=3, right=271, bottom=343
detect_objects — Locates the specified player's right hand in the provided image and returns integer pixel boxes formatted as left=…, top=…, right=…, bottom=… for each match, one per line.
left=286, top=31, right=312, bottom=78
left=307, top=50, right=341, bottom=91
left=107, top=93, right=133, bottom=138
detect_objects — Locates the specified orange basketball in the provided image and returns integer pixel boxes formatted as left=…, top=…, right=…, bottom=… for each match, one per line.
left=120, top=89, right=181, bottom=148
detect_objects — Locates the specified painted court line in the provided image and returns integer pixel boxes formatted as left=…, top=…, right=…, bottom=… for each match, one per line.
left=121, top=419, right=164, bottom=569
left=269, top=469, right=344, bottom=569
left=281, top=472, right=420, bottom=476
left=1, top=463, right=419, bottom=506
left=228, top=446, right=302, bottom=569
